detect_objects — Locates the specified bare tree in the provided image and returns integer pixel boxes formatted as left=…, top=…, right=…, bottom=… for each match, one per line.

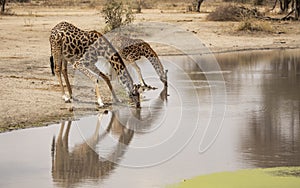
left=271, top=0, right=294, bottom=12
left=196, top=0, right=204, bottom=12
left=136, top=0, right=143, bottom=13
left=1, top=0, right=6, bottom=14
left=296, top=0, right=300, bottom=19
left=279, top=0, right=294, bottom=12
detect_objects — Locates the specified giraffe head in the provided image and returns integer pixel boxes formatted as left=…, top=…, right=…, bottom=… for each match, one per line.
left=161, top=69, right=168, bottom=87
left=129, top=84, right=142, bottom=108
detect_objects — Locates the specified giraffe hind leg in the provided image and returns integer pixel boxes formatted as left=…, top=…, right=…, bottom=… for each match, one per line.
left=62, top=60, right=72, bottom=101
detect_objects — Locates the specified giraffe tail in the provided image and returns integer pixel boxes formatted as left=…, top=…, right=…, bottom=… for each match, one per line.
left=50, top=56, right=55, bottom=76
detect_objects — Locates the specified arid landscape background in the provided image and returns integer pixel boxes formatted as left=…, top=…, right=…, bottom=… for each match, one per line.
left=1, top=0, right=300, bottom=132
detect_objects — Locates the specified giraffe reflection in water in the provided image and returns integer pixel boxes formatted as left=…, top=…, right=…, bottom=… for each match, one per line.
left=51, top=86, right=168, bottom=187
left=51, top=113, right=135, bottom=186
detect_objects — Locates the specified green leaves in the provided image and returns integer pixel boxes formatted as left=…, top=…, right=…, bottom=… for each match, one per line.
left=102, top=0, right=135, bottom=33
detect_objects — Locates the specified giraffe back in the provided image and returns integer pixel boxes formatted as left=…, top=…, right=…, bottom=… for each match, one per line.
left=49, top=21, right=103, bottom=63
left=111, top=36, right=167, bottom=85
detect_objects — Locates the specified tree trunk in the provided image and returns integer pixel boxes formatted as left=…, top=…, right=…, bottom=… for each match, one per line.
left=284, top=0, right=289, bottom=12
left=196, top=0, right=204, bottom=12
left=296, top=0, right=300, bottom=19
left=1, top=0, right=6, bottom=13
left=271, top=0, right=279, bottom=10
left=281, top=0, right=293, bottom=12
left=137, top=0, right=142, bottom=13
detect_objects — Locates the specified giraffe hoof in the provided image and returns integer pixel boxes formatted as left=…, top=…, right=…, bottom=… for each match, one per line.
left=98, top=103, right=105, bottom=108
left=97, top=98, right=105, bottom=108
left=62, top=95, right=71, bottom=103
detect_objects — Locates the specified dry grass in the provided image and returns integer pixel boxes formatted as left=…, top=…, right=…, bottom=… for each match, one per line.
left=236, top=19, right=274, bottom=33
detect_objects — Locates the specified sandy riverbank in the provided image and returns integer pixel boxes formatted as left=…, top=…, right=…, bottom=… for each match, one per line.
left=0, top=5, right=299, bottom=133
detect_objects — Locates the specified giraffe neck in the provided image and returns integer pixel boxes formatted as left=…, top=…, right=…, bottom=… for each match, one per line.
left=140, top=43, right=166, bottom=83
left=81, top=36, right=135, bottom=93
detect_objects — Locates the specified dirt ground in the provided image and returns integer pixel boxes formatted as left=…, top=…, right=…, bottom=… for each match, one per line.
left=0, top=5, right=300, bottom=133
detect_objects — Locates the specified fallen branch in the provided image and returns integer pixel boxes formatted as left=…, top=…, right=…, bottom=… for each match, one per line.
left=257, top=8, right=297, bottom=21
left=281, top=8, right=295, bottom=20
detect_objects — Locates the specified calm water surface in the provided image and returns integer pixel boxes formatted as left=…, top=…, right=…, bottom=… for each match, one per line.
left=0, top=49, right=299, bottom=188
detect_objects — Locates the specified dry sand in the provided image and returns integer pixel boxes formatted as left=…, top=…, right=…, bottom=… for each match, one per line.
left=0, top=5, right=300, bottom=132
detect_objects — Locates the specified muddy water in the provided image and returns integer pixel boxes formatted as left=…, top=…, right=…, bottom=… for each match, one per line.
left=0, top=49, right=299, bottom=188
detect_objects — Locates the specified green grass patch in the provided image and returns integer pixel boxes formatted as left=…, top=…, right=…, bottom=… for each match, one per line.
left=168, top=167, right=300, bottom=188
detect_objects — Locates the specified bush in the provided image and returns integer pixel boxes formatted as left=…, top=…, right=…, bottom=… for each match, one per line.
left=101, top=0, right=134, bottom=33
left=207, top=4, right=241, bottom=21
left=223, top=0, right=251, bottom=3
left=237, top=19, right=274, bottom=32
left=207, top=4, right=262, bottom=21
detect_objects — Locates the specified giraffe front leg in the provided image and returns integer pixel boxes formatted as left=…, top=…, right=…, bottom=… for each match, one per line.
left=131, top=62, right=157, bottom=91
left=98, top=71, right=121, bottom=104
left=55, top=59, right=70, bottom=103
left=89, top=64, right=121, bottom=104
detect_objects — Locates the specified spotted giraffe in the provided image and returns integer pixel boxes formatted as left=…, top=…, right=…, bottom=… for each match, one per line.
left=49, top=21, right=140, bottom=107
left=50, top=22, right=167, bottom=104
left=111, top=35, right=168, bottom=89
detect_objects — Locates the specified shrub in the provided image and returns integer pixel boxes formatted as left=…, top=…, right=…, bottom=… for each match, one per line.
left=237, top=19, right=274, bottom=33
left=207, top=4, right=242, bottom=21
left=223, top=0, right=251, bottom=3
left=101, top=0, right=135, bottom=33
left=207, top=4, right=262, bottom=21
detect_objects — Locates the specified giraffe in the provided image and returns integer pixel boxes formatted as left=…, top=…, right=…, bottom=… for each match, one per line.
left=51, top=111, right=136, bottom=187
left=49, top=22, right=167, bottom=106
left=49, top=21, right=140, bottom=107
left=111, top=35, right=168, bottom=89
left=51, top=87, right=168, bottom=186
